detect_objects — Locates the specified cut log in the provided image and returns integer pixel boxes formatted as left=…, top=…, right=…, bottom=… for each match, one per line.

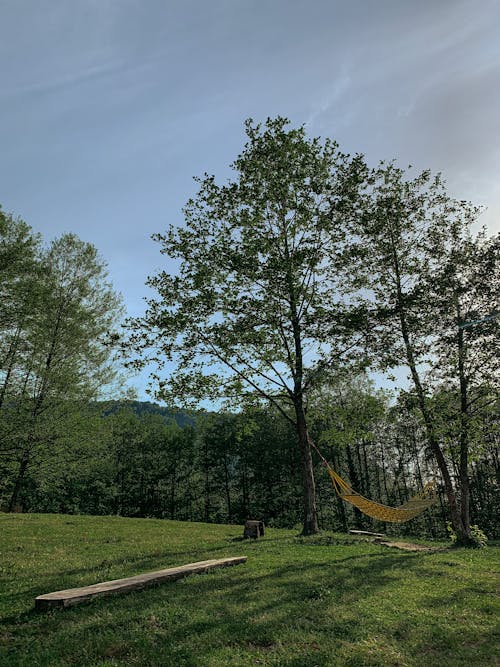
left=243, top=520, right=265, bottom=538
left=348, top=529, right=386, bottom=537
left=35, top=556, right=247, bottom=611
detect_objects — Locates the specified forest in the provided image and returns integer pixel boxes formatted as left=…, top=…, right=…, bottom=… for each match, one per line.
left=0, top=394, right=498, bottom=541
left=1, top=118, right=499, bottom=546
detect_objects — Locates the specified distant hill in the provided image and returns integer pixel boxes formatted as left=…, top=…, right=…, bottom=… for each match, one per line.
left=100, top=400, right=198, bottom=428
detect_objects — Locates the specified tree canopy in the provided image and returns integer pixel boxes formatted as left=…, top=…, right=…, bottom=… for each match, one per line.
left=0, top=209, right=124, bottom=510
left=128, top=117, right=368, bottom=533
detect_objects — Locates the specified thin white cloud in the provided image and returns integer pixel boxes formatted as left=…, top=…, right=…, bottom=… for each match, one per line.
left=305, top=70, right=352, bottom=128
left=1, top=61, right=127, bottom=99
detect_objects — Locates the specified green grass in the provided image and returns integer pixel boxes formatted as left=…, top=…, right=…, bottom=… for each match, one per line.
left=1, top=513, right=498, bottom=666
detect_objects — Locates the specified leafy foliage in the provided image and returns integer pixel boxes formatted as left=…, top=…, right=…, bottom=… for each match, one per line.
left=129, top=117, right=365, bottom=411
left=447, top=522, right=488, bottom=548
left=343, top=163, right=499, bottom=545
left=0, top=209, right=124, bottom=510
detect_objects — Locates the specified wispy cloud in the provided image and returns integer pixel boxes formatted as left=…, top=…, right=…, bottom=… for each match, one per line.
left=1, top=60, right=129, bottom=99
left=305, top=70, right=352, bottom=128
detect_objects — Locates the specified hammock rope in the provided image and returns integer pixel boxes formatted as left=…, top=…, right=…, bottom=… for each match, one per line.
left=310, top=440, right=437, bottom=523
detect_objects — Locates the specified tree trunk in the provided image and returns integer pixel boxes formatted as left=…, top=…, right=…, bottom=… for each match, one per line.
left=411, top=428, right=436, bottom=536
left=456, top=297, right=473, bottom=545
left=374, top=453, right=387, bottom=534
left=294, top=400, right=318, bottom=535
left=241, top=458, right=249, bottom=519
left=346, top=444, right=364, bottom=529
left=362, top=439, right=372, bottom=497
left=437, top=484, right=449, bottom=531
left=8, top=448, right=30, bottom=511
left=7, top=307, right=63, bottom=513
left=0, top=324, right=23, bottom=410
left=283, top=220, right=319, bottom=536
left=380, top=442, right=390, bottom=502
left=355, top=443, right=366, bottom=494
left=331, top=447, right=348, bottom=532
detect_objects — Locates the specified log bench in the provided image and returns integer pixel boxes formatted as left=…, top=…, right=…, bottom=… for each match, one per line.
left=35, top=556, right=247, bottom=611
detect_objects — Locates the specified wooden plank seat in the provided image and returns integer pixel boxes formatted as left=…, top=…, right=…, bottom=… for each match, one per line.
left=35, top=556, right=247, bottom=610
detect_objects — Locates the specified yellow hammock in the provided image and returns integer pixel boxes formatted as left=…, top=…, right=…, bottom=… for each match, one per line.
left=326, top=466, right=437, bottom=523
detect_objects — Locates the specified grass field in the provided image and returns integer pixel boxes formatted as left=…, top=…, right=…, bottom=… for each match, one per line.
left=0, top=513, right=498, bottom=666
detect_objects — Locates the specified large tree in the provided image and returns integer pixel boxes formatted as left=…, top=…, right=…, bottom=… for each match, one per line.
left=429, top=228, right=499, bottom=540
left=1, top=224, right=124, bottom=510
left=128, top=117, right=365, bottom=534
left=0, top=209, right=41, bottom=410
left=347, top=164, right=499, bottom=545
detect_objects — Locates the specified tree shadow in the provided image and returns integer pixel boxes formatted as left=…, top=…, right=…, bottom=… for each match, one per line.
left=5, top=538, right=493, bottom=666
left=2, top=550, right=424, bottom=662
left=1, top=534, right=300, bottom=625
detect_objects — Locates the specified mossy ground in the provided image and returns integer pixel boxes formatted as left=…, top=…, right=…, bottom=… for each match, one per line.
left=1, top=513, right=498, bottom=666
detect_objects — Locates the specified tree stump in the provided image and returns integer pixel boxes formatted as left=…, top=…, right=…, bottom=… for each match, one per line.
left=243, top=520, right=265, bottom=538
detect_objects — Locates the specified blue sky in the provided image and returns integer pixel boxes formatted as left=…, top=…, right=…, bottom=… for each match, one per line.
left=1, top=0, right=499, bottom=399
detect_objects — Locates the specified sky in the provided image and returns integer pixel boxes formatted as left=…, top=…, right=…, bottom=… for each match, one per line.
left=1, top=0, right=499, bottom=399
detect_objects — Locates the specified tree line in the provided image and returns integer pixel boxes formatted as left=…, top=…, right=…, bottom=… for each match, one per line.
left=1, top=116, right=499, bottom=546
left=1, top=389, right=498, bottom=541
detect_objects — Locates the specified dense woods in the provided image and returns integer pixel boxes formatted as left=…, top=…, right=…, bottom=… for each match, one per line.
left=1, top=118, right=499, bottom=545
left=1, top=394, right=498, bottom=540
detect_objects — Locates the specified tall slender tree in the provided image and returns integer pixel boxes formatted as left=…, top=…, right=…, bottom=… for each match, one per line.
left=0, top=209, right=41, bottom=410
left=128, top=117, right=365, bottom=534
left=348, top=164, right=498, bottom=545
left=429, top=229, right=499, bottom=540
left=1, top=230, right=123, bottom=510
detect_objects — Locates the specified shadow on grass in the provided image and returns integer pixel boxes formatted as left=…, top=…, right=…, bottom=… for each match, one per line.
left=1, top=534, right=300, bottom=622
left=3, top=546, right=497, bottom=667
left=2, top=552, right=417, bottom=652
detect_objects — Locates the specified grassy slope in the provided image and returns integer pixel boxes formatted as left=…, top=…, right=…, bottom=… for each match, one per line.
left=0, top=513, right=498, bottom=667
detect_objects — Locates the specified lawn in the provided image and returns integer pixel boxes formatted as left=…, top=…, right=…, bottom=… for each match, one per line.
left=0, top=513, right=498, bottom=666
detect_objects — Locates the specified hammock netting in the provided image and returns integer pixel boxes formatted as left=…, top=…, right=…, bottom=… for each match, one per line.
left=326, top=466, right=437, bottom=523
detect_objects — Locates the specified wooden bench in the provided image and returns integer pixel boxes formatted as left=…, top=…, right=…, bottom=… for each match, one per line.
left=35, top=556, right=247, bottom=611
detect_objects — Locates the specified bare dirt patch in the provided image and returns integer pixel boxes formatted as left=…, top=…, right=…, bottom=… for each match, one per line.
left=376, top=539, right=443, bottom=552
